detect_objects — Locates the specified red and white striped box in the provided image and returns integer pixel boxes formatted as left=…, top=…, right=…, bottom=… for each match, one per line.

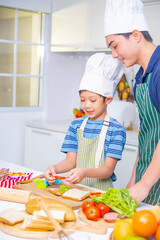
left=0, top=172, right=33, bottom=188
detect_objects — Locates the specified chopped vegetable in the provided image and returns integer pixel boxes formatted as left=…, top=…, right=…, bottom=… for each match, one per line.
left=59, top=185, right=70, bottom=194
left=91, top=188, right=138, bottom=218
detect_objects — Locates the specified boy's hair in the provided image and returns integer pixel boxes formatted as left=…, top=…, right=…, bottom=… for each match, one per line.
left=117, top=31, right=153, bottom=42
left=79, top=90, right=106, bottom=102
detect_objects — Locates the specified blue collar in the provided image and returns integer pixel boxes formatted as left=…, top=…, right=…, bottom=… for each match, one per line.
left=135, top=45, right=160, bottom=83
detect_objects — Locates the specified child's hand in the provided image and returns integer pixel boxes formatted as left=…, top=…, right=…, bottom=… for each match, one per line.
left=44, top=165, right=56, bottom=185
left=65, top=168, right=86, bottom=184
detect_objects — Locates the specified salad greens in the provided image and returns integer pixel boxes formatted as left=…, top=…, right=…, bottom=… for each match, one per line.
left=92, top=188, right=138, bottom=218
left=59, top=185, right=70, bottom=194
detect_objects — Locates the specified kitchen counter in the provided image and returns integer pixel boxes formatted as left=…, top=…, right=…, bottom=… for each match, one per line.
left=26, top=119, right=139, bottom=146
left=0, top=160, right=151, bottom=240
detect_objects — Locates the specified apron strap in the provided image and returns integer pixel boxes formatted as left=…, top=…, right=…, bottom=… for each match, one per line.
left=80, top=117, right=88, bottom=131
left=95, top=114, right=110, bottom=168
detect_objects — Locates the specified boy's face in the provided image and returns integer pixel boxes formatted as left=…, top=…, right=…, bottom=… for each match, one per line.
left=105, top=33, right=140, bottom=67
left=80, top=90, right=110, bottom=121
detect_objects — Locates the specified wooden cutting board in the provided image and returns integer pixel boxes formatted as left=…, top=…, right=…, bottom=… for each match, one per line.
left=0, top=222, right=73, bottom=239
left=78, top=209, right=114, bottom=228
left=0, top=218, right=108, bottom=239
left=13, top=183, right=92, bottom=209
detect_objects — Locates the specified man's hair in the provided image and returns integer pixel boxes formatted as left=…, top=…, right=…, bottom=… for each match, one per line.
left=118, top=31, right=153, bottom=42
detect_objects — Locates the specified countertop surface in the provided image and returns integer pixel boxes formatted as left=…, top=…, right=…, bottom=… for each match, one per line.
left=26, top=119, right=139, bottom=146
left=0, top=160, right=151, bottom=240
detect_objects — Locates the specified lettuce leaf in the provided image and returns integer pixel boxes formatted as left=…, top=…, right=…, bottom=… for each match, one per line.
left=92, top=188, right=138, bottom=218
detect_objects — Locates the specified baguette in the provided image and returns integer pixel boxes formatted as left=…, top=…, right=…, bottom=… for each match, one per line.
left=25, top=197, right=76, bottom=221
left=62, top=188, right=91, bottom=201
left=0, top=208, right=26, bottom=226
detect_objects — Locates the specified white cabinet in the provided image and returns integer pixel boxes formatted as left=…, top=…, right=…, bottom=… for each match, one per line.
left=113, top=144, right=138, bottom=189
left=24, top=127, right=66, bottom=172
left=51, top=0, right=108, bottom=52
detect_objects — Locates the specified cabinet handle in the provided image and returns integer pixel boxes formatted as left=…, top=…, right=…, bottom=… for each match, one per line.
left=124, top=145, right=137, bottom=151
left=32, top=129, right=51, bottom=136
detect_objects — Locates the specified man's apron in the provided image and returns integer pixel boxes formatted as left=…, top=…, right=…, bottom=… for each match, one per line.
left=76, top=114, right=113, bottom=191
left=136, top=72, right=160, bottom=205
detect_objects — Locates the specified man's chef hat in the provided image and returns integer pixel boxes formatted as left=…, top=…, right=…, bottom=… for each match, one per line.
left=104, top=0, right=149, bottom=36
left=79, top=53, right=124, bottom=97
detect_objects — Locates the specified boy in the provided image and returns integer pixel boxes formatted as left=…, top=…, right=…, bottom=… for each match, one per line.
left=45, top=53, right=126, bottom=190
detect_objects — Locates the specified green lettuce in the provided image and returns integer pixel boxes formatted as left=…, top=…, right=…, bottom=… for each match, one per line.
left=59, top=185, right=70, bottom=194
left=92, top=188, right=138, bottom=218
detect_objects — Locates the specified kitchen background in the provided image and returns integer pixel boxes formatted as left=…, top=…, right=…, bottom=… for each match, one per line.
left=0, top=0, right=160, bottom=188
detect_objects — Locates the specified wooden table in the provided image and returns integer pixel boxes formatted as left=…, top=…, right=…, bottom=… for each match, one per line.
left=0, top=160, right=152, bottom=240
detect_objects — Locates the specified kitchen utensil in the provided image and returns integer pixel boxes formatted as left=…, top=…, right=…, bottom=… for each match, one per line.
left=17, top=173, right=45, bottom=184
left=14, top=182, right=92, bottom=209
left=38, top=197, right=74, bottom=240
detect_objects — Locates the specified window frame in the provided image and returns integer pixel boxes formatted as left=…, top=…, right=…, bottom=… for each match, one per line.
left=0, top=7, right=51, bottom=112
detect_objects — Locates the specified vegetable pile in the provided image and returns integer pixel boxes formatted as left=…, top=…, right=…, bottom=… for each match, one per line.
left=91, top=188, right=138, bottom=218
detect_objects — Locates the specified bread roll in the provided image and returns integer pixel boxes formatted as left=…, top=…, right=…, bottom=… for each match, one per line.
left=25, top=197, right=76, bottom=222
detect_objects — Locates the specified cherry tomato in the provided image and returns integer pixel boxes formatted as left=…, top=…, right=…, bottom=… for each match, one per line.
left=85, top=206, right=100, bottom=221
left=81, top=201, right=95, bottom=213
left=96, top=202, right=110, bottom=217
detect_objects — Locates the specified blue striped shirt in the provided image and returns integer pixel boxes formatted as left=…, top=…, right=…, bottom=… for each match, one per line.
left=61, top=116, right=126, bottom=181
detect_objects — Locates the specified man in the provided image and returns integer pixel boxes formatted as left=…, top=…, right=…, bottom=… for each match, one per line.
left=104, top=0, right=160, bottom=205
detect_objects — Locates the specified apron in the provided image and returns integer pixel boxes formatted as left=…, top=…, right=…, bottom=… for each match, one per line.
left=76, top=114, right=113, bottom=191
left=136, top=72, right=160, bottom=205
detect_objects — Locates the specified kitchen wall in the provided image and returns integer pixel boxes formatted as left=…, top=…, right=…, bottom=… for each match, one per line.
left=46, top=52, right=101, bottom=120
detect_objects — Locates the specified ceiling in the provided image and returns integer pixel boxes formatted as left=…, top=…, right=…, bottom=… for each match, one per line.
left=142, top=0, right=160, bottom=2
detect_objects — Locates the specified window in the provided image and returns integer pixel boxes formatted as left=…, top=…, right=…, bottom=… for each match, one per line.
left=0, top=7, right=45, bottom=108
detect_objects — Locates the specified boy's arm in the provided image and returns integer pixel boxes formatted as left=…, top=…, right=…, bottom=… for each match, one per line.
left=65, top=156, right=117, bottom=183
left=129, top=140, right=160, bottom=203
left=54, top=152, right=77, bottom=173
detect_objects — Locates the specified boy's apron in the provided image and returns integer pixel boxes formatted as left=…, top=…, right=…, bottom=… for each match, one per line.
left=136, top=72, right=160, bottom=205
left=76, top=114, right=113, bottom=191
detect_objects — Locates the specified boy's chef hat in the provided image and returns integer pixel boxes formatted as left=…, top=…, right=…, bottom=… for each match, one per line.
left=104, top=0, right=149, bottom=36
left=79, top=53, right=124, bottom=97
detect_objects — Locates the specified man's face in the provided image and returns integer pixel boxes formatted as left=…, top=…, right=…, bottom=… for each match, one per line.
left=105, top=34, right=140, bottom=67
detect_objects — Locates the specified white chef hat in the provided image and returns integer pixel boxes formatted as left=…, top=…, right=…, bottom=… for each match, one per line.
left=104, top=0, right=149, bottom=36
left=79, top=53, right=124, bottom=97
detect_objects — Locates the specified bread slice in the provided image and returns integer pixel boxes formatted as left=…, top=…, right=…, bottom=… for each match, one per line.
left=21, top=214, right=54, bottom=231
left=62, top=188, right=91, bottom=201
left=0, top=208, right=26, bottom=226
left=33, top=209, right=65, bottom=223
left=25, top=197, right=76, bottom=221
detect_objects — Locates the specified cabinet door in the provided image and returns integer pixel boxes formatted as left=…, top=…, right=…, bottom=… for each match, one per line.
left=24, top=127, right=66, bottom=172
left=51, top=0, right=87, bottom=51
left=51, top=0, right=108, bottom=52
left=113, top=145, right=138, bottom=189
left=86, top=0, right=107, bottom=51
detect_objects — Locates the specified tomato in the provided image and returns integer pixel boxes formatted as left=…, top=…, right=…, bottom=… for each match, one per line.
left=85, top=206, right=100, bottom=221
left=90, top=192, right=102, bottom=197
left=75, top=111, right=83, bottom=118
left=155, top=225, right=160, bottom=240
left=81, top=201, right=95, bottom=213
left=133, top=210, right=158, bottom=237
left=96, top=202, right=110, bottom=217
